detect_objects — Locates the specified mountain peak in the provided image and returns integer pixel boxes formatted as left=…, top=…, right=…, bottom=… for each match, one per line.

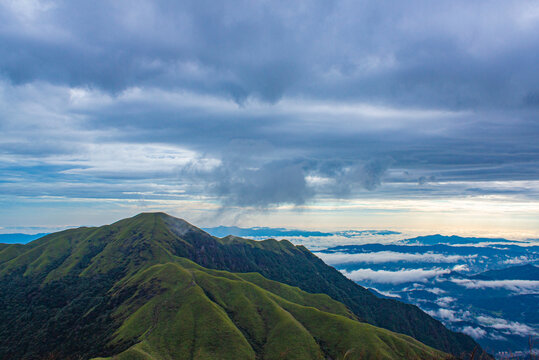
left=116, top=212, right=208, bottom=239
left=0, top=213, right=483, bottom=358
left=130, top=211, right=184, bottom=222
left=158, top=213, right=207, bottom=237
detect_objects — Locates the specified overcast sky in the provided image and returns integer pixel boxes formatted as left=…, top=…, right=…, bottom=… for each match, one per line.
left=1, top=0, right=538, bottom=237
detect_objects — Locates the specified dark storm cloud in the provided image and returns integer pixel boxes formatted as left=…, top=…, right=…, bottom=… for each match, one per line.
left=1, top=0, right=539, bottom=108
left=0, top=0, right=538, bottom=208
left=175, top=152, right=395, bottom=207
left=210, top=160, right=312, bottom=207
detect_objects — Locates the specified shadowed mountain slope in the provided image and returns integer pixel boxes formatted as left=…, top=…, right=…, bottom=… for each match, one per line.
left=0, top=213, right=483, bottom=359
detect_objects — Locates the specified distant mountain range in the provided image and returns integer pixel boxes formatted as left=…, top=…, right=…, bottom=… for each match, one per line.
left=316, top=243, right=538, bottom=358
left=203, top=225, right=401, bottom=239
left=3, top=227, right=531, bottom=247
left=0, top=232, right=48, bottom=244
left=401, top=234, right=523, bottom=245
left=473, top=264, right=539, bottom=281
left=0, top=213, right=483, bottom=359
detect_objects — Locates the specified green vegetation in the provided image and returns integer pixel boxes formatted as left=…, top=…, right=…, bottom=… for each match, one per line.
left=0, top=212, right=483, bottom=359
left=92, top=260, right=446, bottom=360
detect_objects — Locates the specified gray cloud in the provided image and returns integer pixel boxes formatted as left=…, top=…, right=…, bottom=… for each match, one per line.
left=324, top=158, right=393, bottom=196
left=1, top=80, right=538, bottom=208
left=1, top=0, right=538, bottom=108
left=0, top=0, right=538, bottom=211
left=210, top=160, right=312, bottom=207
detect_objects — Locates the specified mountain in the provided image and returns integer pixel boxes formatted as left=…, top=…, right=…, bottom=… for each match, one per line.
left=0, top=232, right=47, bottom=244
left=473, top=264, right=539, bottom=280
left=315, top=243, right=538, bottom=356
left=401, top=234, right=521, bottom=245
left=202, top=226, right=400, bottom=239
left=202, top=225, right=334, bottom=238
left=0, top=213, right=482, bottom=359
left=316, top=243, right=538, bottom=275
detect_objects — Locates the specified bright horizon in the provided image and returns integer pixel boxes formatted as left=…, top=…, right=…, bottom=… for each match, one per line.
left=2, top=203, right=538, bottom=242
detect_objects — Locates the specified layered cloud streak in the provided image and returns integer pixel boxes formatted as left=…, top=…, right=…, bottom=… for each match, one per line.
left=316, top=251, right=475, bottom=265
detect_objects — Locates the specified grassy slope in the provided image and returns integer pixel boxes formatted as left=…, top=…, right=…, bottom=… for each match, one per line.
left=0, top=243, right=25, bottom=263
left=0, top=213, right=475, bottom=358
left=160, top=213, right=479, bottom=356
left=92, top=260, right=446, bottom=360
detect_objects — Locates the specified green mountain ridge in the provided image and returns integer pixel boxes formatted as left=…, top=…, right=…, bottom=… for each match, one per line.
left=94, top=259, right=446, bottom=360
left=0, top=213, right=484, bottom=359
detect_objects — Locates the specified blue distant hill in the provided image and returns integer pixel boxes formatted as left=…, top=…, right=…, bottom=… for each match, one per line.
left=0, top=233, right=48, bottom=244
left=401, top=234, right=521, bottom=245
left=203, top=226, right=333, bottom=238
left=202, top=226, right=399, bottom=239
left=472, top=264, right=539, bottom=280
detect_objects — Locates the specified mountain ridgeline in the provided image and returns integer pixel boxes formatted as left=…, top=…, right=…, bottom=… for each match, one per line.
left=0, top=213, right=483, bottom=359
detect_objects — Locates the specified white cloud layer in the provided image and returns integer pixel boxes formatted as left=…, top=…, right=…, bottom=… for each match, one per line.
left=461, top=326, right=487, bottom=339
left=452, top=264, right=469, bottom=272
left=369, top=287, right=401, bottom=298
left=426, top=308, right=461, bottom=322
left=476, top=316, right=538, bottom=337
left=435, top=297, right=457, bottom=307
left=450, top=278, right=539, bottom=294
left=341, top=268, right=450, bottom=284
left=425, top=287, right=446, bottom=295
left=503, top=256, right=532, bottom=265
left=315, top=251, right=474, bottom=265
